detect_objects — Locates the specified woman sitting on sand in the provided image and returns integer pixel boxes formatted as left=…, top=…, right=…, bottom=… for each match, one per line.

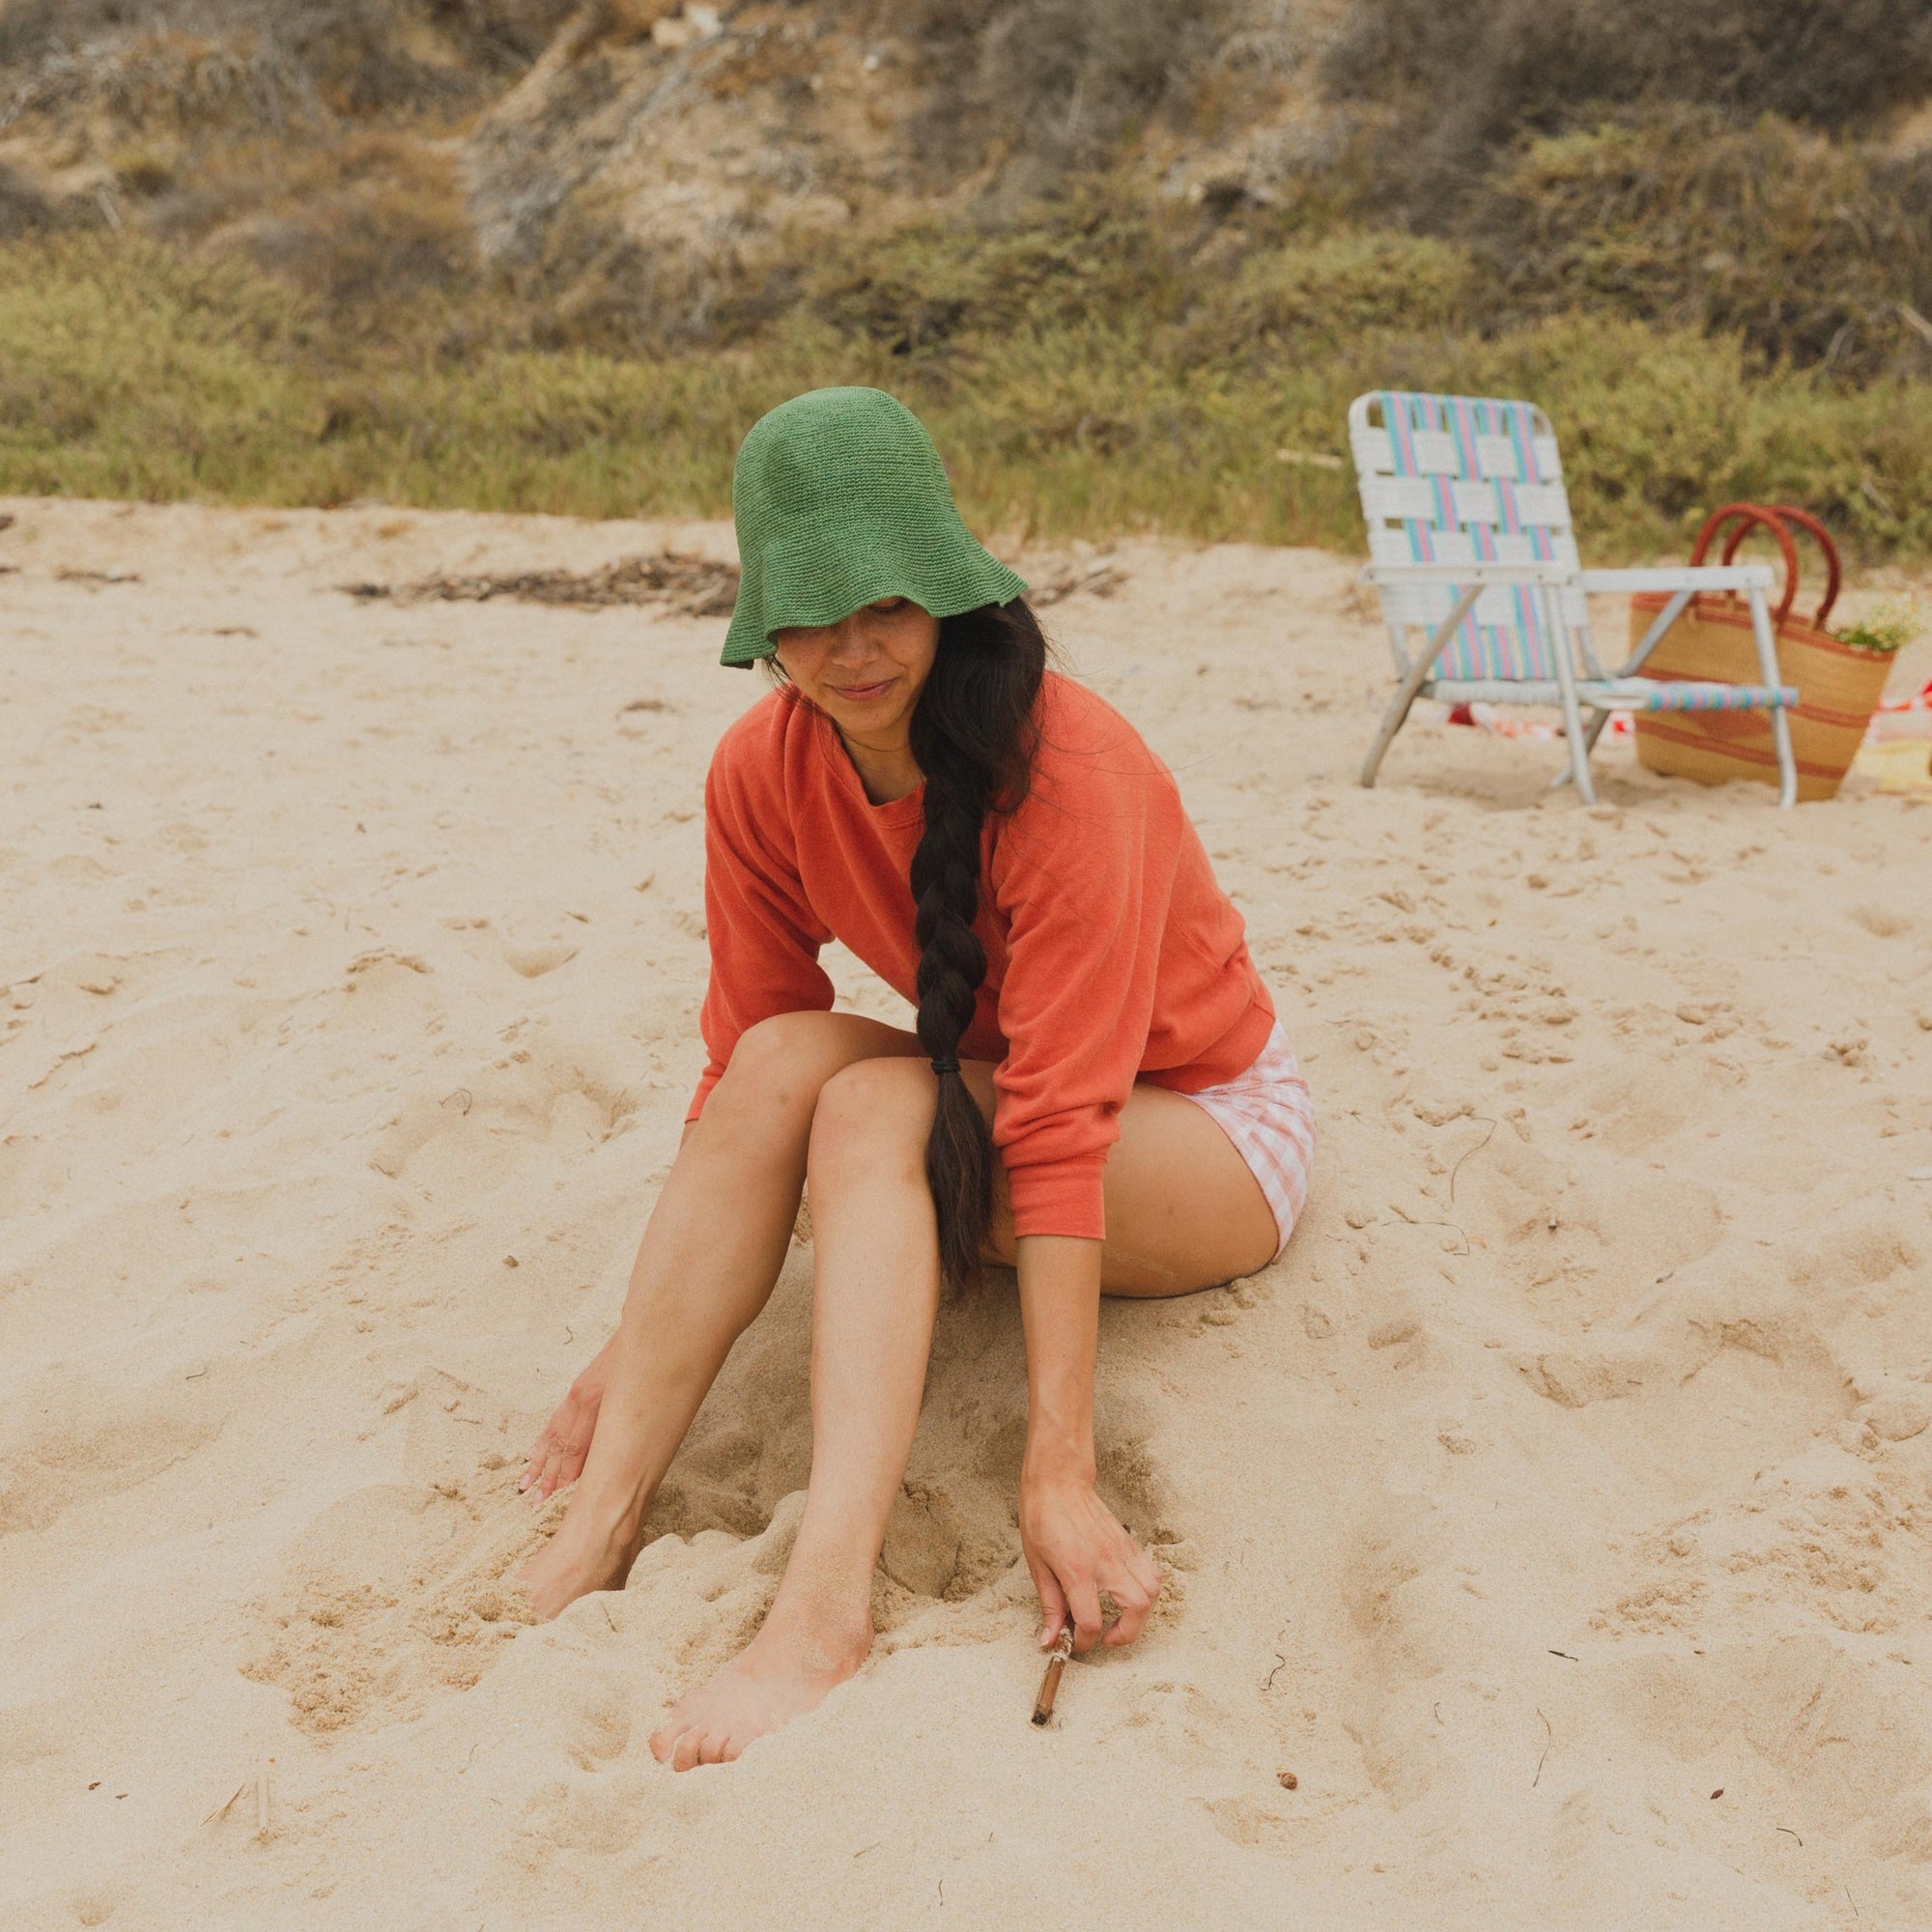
left=518, top=386, right=1315, bottom=1768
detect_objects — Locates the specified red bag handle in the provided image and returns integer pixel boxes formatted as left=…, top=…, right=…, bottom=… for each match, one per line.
left=1764, top=503, right=1841, bottom=627
left=1689, top=502, right=1800, bottom=628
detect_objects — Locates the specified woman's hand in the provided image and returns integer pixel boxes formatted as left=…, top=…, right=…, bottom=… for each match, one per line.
left=1019, top=1466, right=1162, bottom=1654
left=520, top=1335, right=615, bottom=1500
left=1010, top=1235, right=1157, bottom=1652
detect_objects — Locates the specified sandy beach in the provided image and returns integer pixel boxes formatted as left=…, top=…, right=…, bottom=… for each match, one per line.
left=7, top=495, right=1932, bottom=1930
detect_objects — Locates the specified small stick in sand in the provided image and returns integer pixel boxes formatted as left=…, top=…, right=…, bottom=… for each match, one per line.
left=200, top=1778, right=247, bottom=1827
left=1032, top=1628, right=1075, bottom=1726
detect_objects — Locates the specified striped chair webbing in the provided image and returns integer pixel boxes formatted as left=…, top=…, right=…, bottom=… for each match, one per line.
left=1434, top=678, right=1801, bottom=711
left=1625, top=680, right=1800, bottom=713
left=1364, top=391, right=1576, bottom=683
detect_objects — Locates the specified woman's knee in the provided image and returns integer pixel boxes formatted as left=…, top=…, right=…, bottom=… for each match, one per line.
left=808, top=1057, right=933, bottom=1181
left=707, top=1011, right=858, bottom=1133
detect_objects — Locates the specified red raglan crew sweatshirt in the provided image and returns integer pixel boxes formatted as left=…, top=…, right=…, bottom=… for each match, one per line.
left=685, top=670, right=1274, bottom=1240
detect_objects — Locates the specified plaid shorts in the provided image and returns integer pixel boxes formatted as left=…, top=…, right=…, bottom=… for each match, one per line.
left=1171, top=1019, right=1316, bottom=1261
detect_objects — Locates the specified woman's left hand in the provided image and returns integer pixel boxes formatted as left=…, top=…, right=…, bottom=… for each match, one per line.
left=1018, top=1470, right=1163, bottom=1654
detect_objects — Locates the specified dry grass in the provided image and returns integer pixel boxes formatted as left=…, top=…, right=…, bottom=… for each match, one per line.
left=908, top=0, right=1239, bottom=186
left=1465, top=108, right=1932, bottom=377
left=0, top=1, right=578, bottom=132
left=342, top=553, right=739, bottom=613
left=1323, top=0, right=1932, bottom=213
left=7, top=230, right=1932, bottom=562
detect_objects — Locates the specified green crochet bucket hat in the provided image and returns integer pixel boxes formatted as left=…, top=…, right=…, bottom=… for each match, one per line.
left=721, top=386, right=1027, bottom=668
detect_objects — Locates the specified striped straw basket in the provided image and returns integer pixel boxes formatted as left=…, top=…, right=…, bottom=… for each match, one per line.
left=1632, top=504, right=1893, bottom=803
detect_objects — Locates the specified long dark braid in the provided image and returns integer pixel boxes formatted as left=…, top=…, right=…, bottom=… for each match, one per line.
left=907, top=600, right=1046, bottom=1290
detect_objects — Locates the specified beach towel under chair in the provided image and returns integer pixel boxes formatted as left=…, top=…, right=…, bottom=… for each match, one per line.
left=1348, top=391, right=1800, bottom=807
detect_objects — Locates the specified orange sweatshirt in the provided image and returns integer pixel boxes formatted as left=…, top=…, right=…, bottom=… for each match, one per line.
left=686, top=670, right=1274, bottom=1240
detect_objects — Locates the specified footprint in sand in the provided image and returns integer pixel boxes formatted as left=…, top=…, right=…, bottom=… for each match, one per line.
left=364, top=1037, right=638, bottom=1195
left=558, top=1677, right=635, bottom=1772
left=1605, top=1633, right=1932, bottom=1852
left=518, top=1770, right=656, bottom=1856
left=0, top=1368, right=224, bottom=1539
left=499, top=926, right=581, bottom=979
left=338, top=948, right=437, bottom=1024
left=1516, top=1293, right=1852, bottom=1507
left=1123, top=1679, right=1243, bottom=1766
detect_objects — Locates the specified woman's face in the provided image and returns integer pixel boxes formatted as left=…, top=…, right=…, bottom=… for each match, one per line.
left=771, top=597, right=940, bottom=744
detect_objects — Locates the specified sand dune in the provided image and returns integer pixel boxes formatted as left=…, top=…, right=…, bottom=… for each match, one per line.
left=4, top=497, right=1931, bottom=1929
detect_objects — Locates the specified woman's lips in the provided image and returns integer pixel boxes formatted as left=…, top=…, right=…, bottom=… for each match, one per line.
left=830, top=677, right=894, bottom=701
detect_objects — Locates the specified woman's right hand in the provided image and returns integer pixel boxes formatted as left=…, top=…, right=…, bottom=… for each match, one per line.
left=520, top=1336, right=615, bottom=1500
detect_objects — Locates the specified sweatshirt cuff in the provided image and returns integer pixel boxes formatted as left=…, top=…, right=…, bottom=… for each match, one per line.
left=1004, top=1151, right=1108, bottom=1242
left=686, top=1068, right=722, bottom=1124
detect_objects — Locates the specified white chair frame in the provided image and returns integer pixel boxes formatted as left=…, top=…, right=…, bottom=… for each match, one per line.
left=1350, top=394, right=1799, bottom=809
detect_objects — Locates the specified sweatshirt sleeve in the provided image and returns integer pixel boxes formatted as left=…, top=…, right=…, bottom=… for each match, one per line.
left=987, top=747, right=1180, bottom=1241
left=686, top=724, right=835, bottom=1122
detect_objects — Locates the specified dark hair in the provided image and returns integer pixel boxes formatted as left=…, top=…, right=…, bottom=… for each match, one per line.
left=908, top=600, right=1047, bottom=1288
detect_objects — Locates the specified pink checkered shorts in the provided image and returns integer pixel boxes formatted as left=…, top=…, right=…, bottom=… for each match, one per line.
left=1171, top=1019, right=1316, bottom=1261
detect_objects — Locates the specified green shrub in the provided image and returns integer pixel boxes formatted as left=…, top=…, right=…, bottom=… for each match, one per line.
left=1178, top=231, right=1481, bottom=366
left=0, top=238, right=315, bottom=496
left=802, top=187, right=1191, bottom=355
left=1466, top=109, right=1932, bottom=374
left=6, top=230, right=1932, bottom=566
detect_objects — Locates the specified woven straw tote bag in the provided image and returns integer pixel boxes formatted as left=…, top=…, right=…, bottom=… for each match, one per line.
left=1631, top=503, right=1893, bottom=802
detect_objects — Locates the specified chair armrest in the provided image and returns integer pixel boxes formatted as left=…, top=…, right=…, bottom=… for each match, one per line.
left=1362, top=562, right=1576, bottom=587
left=1579, top=566, right=1775, bottom=593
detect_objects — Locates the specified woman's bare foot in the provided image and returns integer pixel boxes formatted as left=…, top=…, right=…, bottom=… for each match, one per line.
left=518, top=1491, right=642, bottom=1622
left=648, top=1596, right=870, bottom=1770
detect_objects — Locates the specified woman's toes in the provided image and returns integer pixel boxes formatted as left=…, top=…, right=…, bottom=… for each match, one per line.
left=647, top=1711, right=736, bottom=1772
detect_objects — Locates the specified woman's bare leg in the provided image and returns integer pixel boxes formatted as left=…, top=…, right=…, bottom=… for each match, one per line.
left=519, top=1011, right=921, bottom=1619
left=983, top=1075, right=1284, bottom=1297
left=650, top=1053, right=943, bottom=1767
left=646, top=1055, right=1286, bottom=1766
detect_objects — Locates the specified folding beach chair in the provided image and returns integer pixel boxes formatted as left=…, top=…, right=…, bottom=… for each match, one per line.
left=1349, top=390, right=1800, bottom=807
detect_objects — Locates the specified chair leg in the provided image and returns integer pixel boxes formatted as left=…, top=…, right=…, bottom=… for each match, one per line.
left=1361, top=688, right=1419, bottom=788
left=1746, top=587, right=1799, bottom=809
left=1359, top=583, right=1481, bottom=790
left=1545, top=586, right=1598, bottom=806
left=1548, top=706, right=1612, bottom=788
left=1770, top=704, right=1798, bottom=808
left=1557, top=691, right=1597, bottom=805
